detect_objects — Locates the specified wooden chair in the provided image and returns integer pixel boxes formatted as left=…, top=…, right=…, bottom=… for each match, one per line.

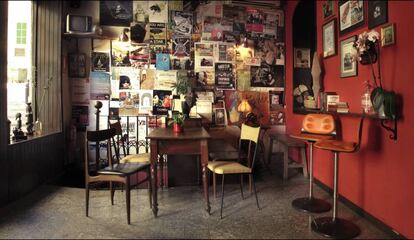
left=109, top=120, right=152, bottom=206
left=311, top=117, right=364, bottom=239
left=84, top=128, right=151, bottom=224
left=290, top=114, right=336, bottom=213
left=207, top=124, right=261, bottom=218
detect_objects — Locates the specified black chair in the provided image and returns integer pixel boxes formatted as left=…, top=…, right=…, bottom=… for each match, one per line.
left=84, top=128, right=151, bottom=224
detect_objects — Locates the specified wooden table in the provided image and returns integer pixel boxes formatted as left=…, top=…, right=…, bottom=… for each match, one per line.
left=147, top=127, right=211, bottom=217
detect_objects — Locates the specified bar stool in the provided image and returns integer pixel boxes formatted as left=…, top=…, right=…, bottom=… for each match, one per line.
left=290, top=114, right=336, bottom=213
left=311, top=117, right=364, bottom=239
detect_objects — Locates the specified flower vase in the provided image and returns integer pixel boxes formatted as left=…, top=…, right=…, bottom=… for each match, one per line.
left=34, top=118, right=43, bottom=136
left=361, top=91, right=373, bottom=114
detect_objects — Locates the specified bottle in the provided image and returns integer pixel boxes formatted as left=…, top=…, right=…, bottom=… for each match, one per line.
left=34, top=118, right=42, bottom=136
left=361, top=81, right=373, bottom=114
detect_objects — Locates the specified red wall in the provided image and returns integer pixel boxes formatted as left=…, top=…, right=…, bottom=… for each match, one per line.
left=285, top=1, right=414, bottom=238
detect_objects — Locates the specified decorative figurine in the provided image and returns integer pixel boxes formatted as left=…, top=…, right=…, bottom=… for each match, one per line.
left=26, top=102, right=34, bottom=135
left=12, top=113, right=27, bottom=141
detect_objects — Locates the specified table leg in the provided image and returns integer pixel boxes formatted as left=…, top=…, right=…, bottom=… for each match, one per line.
left=150, top=140, right=158, bottom=217
left=201, top=140, right=210, bottom=214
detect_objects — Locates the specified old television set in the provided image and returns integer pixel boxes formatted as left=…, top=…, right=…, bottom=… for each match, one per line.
left=66, top=14, right=93, bottom=33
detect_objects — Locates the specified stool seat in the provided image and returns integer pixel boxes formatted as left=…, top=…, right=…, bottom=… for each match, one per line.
left=120, top=153, right=150, bottom=163
left=290, top=133, right=333, bottom=142
left=314, top=140, right=356, bottom=153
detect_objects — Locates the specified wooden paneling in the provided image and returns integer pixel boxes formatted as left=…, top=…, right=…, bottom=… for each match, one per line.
left=0, top=2, right=9, bottom=205
left=35, top=1, right=62, bottom=133
left=7, top=133, right=64, bottom=202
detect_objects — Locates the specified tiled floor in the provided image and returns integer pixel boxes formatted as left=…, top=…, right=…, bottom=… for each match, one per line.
left=0, top=171, right=392, bottom=239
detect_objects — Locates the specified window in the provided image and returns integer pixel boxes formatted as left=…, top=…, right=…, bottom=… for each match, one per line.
left=7, top=1, right=33, bottom=140
left=16, top=22, right=27, bottom=44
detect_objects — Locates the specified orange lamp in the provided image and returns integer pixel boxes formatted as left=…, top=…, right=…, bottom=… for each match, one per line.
left=238, top=99, right=252, bottom=113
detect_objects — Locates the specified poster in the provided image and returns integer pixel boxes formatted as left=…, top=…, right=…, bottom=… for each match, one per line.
left=111, top=41, right=131, bottom=67
left=71, top=79, right=90, bottom=105
left=140, top=69, right=155, bottom=90
left=119, top=91, right=140, bottom=116
left=202, top=16, right=223, bottom=41
left=149, top=23, right=167, bottom=45
left=275, top=42, right=285, bottom=65
left=269, top=90, right=284, bottom=110
left=255, top=38, right=278, bottom=65
left=194, top=42, right=215, bottom=71
left=139, top=90, right=153, bottom=114
left=100, top=1, right=133, bottom=26
left=113, top=67, right=140, bottom=90
left=153, top=90, right=172, bottom=115
left=236, top=69, right=250, bottom=91
left=91, top=52, right=110, bottom=72
left=133, top=1, right=149, bottom=23
left=196, top=70, right=214, bottom=87
left=239, top=91, right=270, bottom=125
left=156, top=53, right=170, bottom=70
left=171, top=57, right=192, bottom=70
left=155, top=70, right=177, bottom=91
left=215, top=63, right=234, bottom=88
left=148, top=1, right=168, bottom=23
left=72, top=106, right=89, bottom=131
left=250, top=63, right=278, bottom=88
left=90, top=72, right=111, bottom=100
left=129, top=43, right=150, bottom=69
left=215, top=43, right=235, bottom=62
left=172, top=36, right=191, bottom=57
left=171, top=11, right=193, bottom=36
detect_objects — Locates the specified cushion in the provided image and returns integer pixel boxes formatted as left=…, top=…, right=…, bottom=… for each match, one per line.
left=207, top=161, right=251, bottom=174
left=97, top=162, right=150, bottom=176
left=120, top=153, right=150, bottom=163
left=290, top=133, right=334, bottom=142
left=314, top=140, right=356, bottom=153
left=209, top=151, right=242, bottom=161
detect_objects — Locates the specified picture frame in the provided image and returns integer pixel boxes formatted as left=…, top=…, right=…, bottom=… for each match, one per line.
left=368, top=1, right=388, bottom=29
left=214, top=108, right=226, bottom=126
left=340, top=36, right=357, bottom=77
left=323, top=0, right=334, bottom=19
left=323, top=19, right=337, bottom=58
left=338, top=0, right=365, bottom=35
left=294, top=48, right=310, bottom=68
left=381, top=24, right=395, bottom=47
left=68, top=53, right=86, bottom=78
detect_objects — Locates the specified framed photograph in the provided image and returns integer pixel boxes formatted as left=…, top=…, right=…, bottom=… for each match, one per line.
left=100, top=1, right=133, bottom=26
left=214, top=108, right=226, bottom=126
left=68, top=53, right=86, bottom=78
left=338, top=0, right=364, bottom=35
left=294, top=48, right=310, bottom=68
left=323, top=19, right=337, bottom=58
left=368, top=1, right=388, bottom=29
left=323, top=0, right=334, bottom=19
left=381, top=24, right=395, bottom=47
left=340, top=36, right=357, bottom=77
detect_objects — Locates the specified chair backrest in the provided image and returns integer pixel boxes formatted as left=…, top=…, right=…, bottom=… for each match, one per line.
left=353, top=116, right=365, bottom=152
left=109, top=120, right=126, bottom=161
left=85, top=128, right=116, bottom=176
left=239, top=124, right=261, bottom=170
left=302, top=114, right=336, bottom=135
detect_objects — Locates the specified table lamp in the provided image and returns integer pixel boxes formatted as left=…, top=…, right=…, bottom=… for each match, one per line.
left=238, top=99, right=252, bottom=123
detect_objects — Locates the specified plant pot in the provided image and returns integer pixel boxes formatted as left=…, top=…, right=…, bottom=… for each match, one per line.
left=172, top=123, right=183, bottom=133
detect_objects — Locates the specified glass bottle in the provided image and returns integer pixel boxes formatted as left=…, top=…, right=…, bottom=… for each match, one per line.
left=361, top=81, right=373, bottom=114
left=34, top=118, right=42, bottom=136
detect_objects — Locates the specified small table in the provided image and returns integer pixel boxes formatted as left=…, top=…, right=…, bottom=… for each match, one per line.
left=147, top=127, right=211, bottom=217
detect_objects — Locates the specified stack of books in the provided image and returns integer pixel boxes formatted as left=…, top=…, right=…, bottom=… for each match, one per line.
left=336, top=102, right=349, bottom=113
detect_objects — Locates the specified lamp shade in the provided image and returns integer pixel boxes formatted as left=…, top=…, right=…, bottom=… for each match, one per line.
left=238, top=99, right=252, bottom=113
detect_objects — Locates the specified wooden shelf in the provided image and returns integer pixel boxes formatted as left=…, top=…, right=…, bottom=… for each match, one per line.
left=294, top=108, right=389, bottom=119
left=63, top=32, right=113, bottom=40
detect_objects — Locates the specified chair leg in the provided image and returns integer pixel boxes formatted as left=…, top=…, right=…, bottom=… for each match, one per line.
left=147, top=167, right=152, bottom=208
left=213, top=172, right=217, bottom=198
left=85, top=183, right=89, bottom=217
left=240, top=175, right=244, bottom=200
left=220, top=175, right=225, bottom=219
left=125, top=177, right=131, bottom=224
left=110, top=181, right=115, bottom=205
left=252, top=174, right=260, bottom=210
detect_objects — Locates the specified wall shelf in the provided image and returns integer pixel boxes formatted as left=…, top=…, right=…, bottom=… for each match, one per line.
left=63, top=32, right=113, bottom=40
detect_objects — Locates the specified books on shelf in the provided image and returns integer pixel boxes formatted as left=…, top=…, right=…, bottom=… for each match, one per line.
left=336, top=101, right=349, bottom=113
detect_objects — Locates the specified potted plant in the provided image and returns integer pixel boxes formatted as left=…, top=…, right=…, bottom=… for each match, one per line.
left=169, top=112, right=185, bottom=133
left=172, top=73, right=195, bottom=117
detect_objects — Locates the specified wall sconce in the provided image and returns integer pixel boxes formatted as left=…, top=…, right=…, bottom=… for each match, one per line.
left=119, top=28, right=130, bottom=42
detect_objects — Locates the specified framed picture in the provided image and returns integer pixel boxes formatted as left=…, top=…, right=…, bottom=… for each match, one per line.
left=340, top=36, right=357, bottom=77
left=100, top=1, right=133, bottom=26
left=323, top=19, right=337, bottom=58
left=294, top=48, right=310, bottom=68
left=68, top=53, right=86, bottom=78
left=381, top=24, right=395, bottom=47
left=323, top=0, right=334, bottom=19
left=338, top=0, right=364, bottom=35
left=368, top=1, right=388, bottom=29
left=214, top=108, right=226, bottom=126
